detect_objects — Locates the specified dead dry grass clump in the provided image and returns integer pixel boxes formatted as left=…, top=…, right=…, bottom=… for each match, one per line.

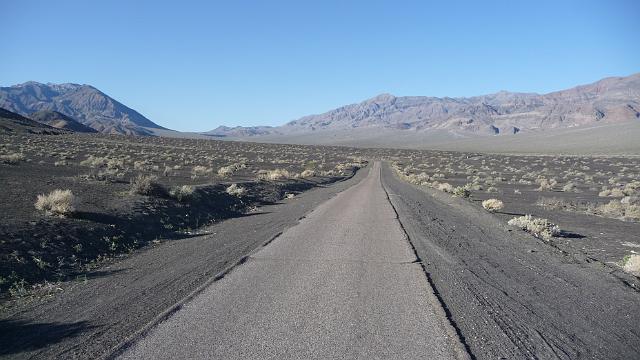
left=482, top=199, right=504, bottom=212
left=508, top=215, right=560, bottom=240
left=35, top=189, right=75, bottom=216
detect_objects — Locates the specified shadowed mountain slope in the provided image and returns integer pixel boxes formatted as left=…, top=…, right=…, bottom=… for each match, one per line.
left=29, top=110, right=97, bottom=133
left=0, top=82, right=164, bottom=136
left=0, top=108, right=67, bottom=134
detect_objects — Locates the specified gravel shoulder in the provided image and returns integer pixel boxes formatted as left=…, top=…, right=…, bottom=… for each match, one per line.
left=0, top=166, right=368, bottom=359
left=381, top=163, right=640, bottom=360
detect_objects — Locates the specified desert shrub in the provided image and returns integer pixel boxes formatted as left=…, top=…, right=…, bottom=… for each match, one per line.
left=486, top=186, right=498, bottom=193
left=436, top=182, right=453, bottom=193
left=133, top=161, right=149, bottom=171
left=403, top=172, right=430, bottom=186
left=130, top=175, right=163, bottom=196
left=217, top=165, right=235, bottom=177
left=536, top=197, right=572, bottom=210
left=35, top=189, right=75, bottom=216
left=106, top=158, right=125, bottom=170
left=0, top=153, right=26, bottom=164
left=536, top=178, right=557, bottom=191
left=452, top=186, right=471, bottom=198
left=623, top=181, right=640, bottom=196
left=258, top=169, right=291, bottom=181
left=226, top=183, right=246, bottom=197
left=80, top=155, right=108, bottom=168
left=622, top=254, right=640, bottom=275
left=621, top=196, right=640, bottom=205
left=599, top=187, right=625, bottom=198
left=482, top=199, right=504, bottom=212
left=598, top=199, right=640, bottom=221
left=508, top=215, right=560, bottom=240
left=562, top=182, right=578, bottom=192
left=169, top=185, right=195, bottom=202
left=191, top=165, right=212, bottom=179
left=300, top=169, right=316, bottom=178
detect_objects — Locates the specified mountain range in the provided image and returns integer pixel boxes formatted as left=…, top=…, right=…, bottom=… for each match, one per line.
left=206, top=73, right=640, bottom=140
left=0, top=82, right=163, bottom=136
left=1, top=74, right=638, bottom=143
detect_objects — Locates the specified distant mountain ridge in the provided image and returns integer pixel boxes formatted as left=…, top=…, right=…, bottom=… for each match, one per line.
left=29, top=110, right=97, bottom=133
left=207, top=73, right=640, bottom=139
left=0, top=107, right=67, bottom=134
left=0, top=82, right=164, bottom=136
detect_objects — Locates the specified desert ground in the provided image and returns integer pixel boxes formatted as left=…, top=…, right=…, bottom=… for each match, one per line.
left=1, top=132, right=639, bottom=359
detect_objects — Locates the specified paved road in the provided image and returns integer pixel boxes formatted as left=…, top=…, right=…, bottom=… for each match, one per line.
left=119, top=162, right=467, bottom=359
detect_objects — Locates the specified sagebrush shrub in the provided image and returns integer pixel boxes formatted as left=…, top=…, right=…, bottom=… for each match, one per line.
left=508, top=215, right=560, bottom=240
left=300, top=169, right=316, bottom=178
left=482, top=199, right=504, bottom=212
left=436, top=182, right=453, bottom=193
left=35, top=189, right=75, bottom=216
left=0, top=153, right=26, bottom=164
left=622, top=254, right=640, bottom=275
left=258, top=169, right=290, bottom=181
left=130, top=175, right=163, bottom=196
left=217, top=165, right=235, bottom=177
left=226, top=183, right=246, bottom=197
left=169, top=185, right=195, bottom=202
left=452, top=186, right=471, bottom=198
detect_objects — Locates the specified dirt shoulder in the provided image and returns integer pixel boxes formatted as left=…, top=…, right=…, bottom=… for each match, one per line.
left=0, top=166, right=369, bottom=359
left=381, top=163, right=640, bottom=359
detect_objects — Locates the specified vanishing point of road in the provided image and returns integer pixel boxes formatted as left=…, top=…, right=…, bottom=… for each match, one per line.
left=119, top=162, right=468, bottom=359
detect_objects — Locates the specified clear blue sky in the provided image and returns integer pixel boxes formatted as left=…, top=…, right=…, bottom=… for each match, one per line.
left=3, top=0, right=639, bottom=131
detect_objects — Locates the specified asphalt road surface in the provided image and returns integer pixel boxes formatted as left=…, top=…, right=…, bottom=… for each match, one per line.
left=119, top=162, right=468, bottom=359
